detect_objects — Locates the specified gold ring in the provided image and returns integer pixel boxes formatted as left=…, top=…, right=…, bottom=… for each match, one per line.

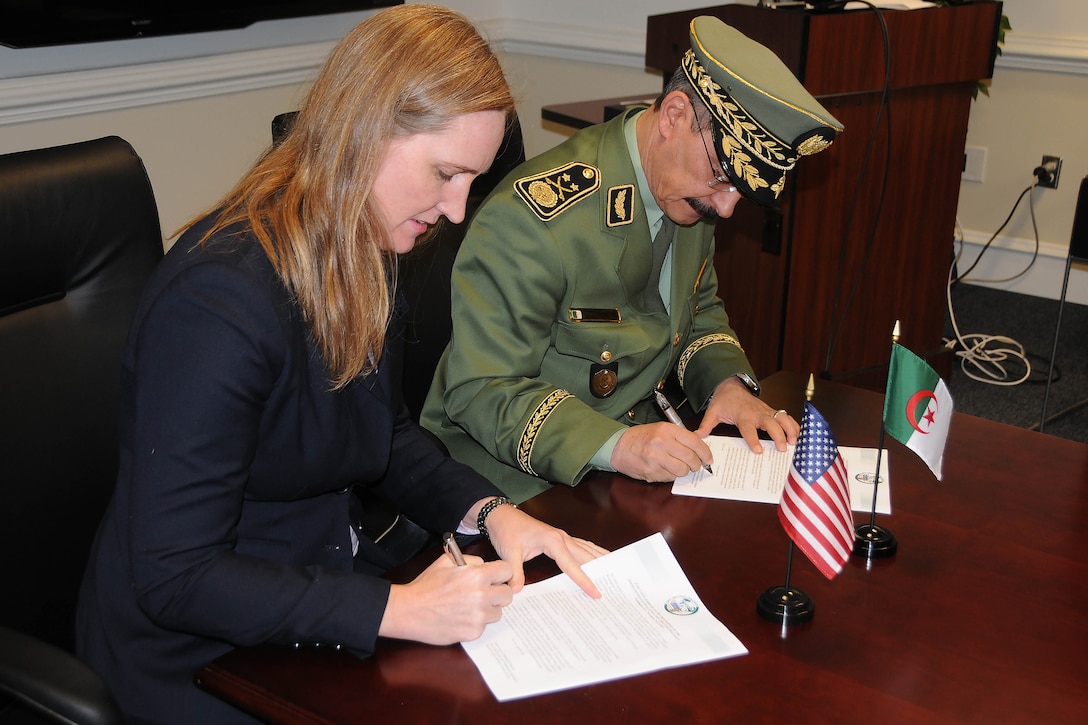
left=772, top=409, right=787, bottom=420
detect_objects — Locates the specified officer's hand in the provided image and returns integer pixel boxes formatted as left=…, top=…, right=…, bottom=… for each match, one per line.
left=695, top=377, right=799, bottom=452
left=611, top=422, right=713, bottom=482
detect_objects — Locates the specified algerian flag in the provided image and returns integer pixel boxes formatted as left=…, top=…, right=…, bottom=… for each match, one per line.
left=883, top=344, right=953, bottom=480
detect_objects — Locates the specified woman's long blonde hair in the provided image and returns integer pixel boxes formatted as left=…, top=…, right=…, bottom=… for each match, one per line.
left=182, top=4, right=514, bottom=388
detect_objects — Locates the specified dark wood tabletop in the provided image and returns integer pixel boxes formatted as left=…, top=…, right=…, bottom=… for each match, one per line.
left=541, top=94, right=657, bottom=130
left=196, top=371, right=1088, bottom=724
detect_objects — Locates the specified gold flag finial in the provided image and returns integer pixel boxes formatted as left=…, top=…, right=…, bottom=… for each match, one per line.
left=805, top=373, right=815, bottom=402
left=892, top=319, right=901, bottom=345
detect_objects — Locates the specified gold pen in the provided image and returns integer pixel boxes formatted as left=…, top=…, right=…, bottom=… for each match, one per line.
left=442, top=531, right=466, bottom=566
left=654, top=389, right=714, bottom=475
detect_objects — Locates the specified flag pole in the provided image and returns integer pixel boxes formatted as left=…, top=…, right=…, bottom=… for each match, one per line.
left=852, top=322, right=899, bottom=560
left=757, top=374, right=816, bottom=627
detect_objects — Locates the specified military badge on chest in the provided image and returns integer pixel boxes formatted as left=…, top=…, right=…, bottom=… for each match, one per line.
left=567, top=311, right=623, bottom=399
left=590, top=347, right=618, bottom=399
left=590, top=362, right=618, bottom=398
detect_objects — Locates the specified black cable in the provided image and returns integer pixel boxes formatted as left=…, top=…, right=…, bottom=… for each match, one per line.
left=952, top=183, right=1035, bottom=282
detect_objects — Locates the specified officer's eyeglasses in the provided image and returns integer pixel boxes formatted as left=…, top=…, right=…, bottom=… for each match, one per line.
left=698, top=122, right=736, bottom=192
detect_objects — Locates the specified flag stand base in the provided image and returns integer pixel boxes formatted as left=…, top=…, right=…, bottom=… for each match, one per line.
left=756, top=586, right=814, bottom=625
left=853, top=524, right=898, bottom=558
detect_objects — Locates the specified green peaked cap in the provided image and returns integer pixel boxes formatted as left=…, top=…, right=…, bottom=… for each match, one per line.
left=685, top=16, right=844, bottom=207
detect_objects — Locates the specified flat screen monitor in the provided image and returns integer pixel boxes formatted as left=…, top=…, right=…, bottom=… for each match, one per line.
left=0, top=1, right=403, bottom=48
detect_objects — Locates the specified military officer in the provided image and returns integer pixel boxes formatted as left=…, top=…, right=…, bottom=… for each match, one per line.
left=421, top=16, right=843, bottom=503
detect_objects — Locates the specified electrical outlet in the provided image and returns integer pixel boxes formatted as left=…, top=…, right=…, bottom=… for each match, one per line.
left=1037, top=155, right=1063, bottom=189
left=963, top=145, right=987, bottom=183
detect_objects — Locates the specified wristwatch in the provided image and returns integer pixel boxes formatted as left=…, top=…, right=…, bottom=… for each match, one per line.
left=733, top=372, right=761, bottom=397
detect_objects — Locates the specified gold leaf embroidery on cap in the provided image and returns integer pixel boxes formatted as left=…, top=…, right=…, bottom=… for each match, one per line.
left=684, top=50, right=798, bottom=175
left=722, top=137, right=769, bottom=194
left=677, top=333, right=744, bottom=387
left=771, top=177, right=785, bottom=198
left=514, top=162, right=601, bottom=221
left=518, top=389, right=572, bottom=475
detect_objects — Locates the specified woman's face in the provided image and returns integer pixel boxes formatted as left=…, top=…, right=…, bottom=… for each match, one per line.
left=372, top=110, right=506, bottom=254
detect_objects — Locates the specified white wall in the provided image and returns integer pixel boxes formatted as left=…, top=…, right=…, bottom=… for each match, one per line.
left=1, top=0, right=1084, bottom=304
left=0, top=9, right=380, bottom=242
left=957, top=0, right=1088, bottom=304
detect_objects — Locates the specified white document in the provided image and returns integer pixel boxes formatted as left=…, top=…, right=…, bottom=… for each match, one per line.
left=672, top=436, right=891, bottom=515
left=461, top=532, right=747, bottom=702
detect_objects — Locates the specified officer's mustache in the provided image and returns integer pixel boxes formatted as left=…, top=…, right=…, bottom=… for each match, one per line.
left=685, top=197, right=719, bottom=220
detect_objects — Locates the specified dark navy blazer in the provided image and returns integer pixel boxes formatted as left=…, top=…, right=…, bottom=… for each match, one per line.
left=76, top=220, right=499, bottom=723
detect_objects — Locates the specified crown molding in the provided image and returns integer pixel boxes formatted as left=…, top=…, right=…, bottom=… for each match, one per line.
left=1, top=20, right=1085, bottom=127
left=484, top=17, right=644, bottom=69
left=998, top=31, right=1088, bottom=75
left=0, top=41, right=333, bottom=126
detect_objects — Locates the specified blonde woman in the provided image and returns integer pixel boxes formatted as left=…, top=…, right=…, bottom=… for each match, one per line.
left=76, top=6, right=603, bottom=722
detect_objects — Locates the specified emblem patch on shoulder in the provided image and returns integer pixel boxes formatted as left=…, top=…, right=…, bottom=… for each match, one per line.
left=514, top=162, right=600, bottom=221
left=607, top=185, right=635, bottom=227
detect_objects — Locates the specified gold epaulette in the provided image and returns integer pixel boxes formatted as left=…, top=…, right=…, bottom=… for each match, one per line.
left=513, top=162, right=600, bottom=221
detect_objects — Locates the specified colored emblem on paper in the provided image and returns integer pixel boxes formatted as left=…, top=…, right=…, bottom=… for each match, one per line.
left=663, top=595, right=700, bottom=616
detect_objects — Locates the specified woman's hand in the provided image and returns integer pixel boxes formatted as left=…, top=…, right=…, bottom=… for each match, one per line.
left=475, top=500, right=607, bottom=598
left=379, top=553, right=513, bottom=645
left=379, top=499, right=608, bottom=646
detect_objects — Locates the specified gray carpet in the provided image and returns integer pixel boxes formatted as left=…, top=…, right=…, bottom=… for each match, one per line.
left=943, top=283, right=1087, bottom=444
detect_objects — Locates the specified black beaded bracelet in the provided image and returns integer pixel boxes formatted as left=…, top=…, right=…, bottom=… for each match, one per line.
left=476, top=496, right=516, bottom=540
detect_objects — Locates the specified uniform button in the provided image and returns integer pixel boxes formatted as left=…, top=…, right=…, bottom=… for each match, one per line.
left=627, top=409, right=636, bottom=420
left=600, top=350, right=612, bottom=363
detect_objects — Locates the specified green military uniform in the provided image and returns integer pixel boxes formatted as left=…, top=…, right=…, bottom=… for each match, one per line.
left=421, top=108, right=756, bottom=503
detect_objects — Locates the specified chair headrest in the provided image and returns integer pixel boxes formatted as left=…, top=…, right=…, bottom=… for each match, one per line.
left=0, top=136, right=163, bottom=318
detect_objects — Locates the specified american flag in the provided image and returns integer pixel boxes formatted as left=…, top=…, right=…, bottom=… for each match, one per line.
left=778, top=401, right=854, bottom=580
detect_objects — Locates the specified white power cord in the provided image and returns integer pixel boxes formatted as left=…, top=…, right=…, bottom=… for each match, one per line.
left=946, top=226, right=1032, bottom=387
left=943, top=172, right=1053, bottom=386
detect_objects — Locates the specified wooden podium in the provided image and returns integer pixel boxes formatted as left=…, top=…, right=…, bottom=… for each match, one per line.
left=646, top=2, right=1003, bottom=387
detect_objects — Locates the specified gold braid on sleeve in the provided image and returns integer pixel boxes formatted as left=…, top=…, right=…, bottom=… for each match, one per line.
left=517, top=389, right=573, bottom=475
left=677, top=334, right=744, bottom=388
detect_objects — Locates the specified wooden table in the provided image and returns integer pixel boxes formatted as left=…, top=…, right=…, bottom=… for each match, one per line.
left=541, top=94, right=656, bottom=130
left=196, top=371, right=1088, bottom=724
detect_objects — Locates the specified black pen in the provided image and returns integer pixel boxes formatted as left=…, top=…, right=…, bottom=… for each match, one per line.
left=442, top=531, right=466, bottom=566
left=654, top=390, right=714, bottom=475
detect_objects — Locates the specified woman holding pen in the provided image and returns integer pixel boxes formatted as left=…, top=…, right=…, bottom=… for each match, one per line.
left=76, top=6, right=604, bottom=723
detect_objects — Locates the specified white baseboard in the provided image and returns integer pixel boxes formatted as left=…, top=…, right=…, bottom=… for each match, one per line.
left=957, top=231, right=1088, bottom=306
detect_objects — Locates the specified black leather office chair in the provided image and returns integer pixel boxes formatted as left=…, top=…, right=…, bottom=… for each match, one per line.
left=0, top=137, right=164, bottom=724
left=271, top=110, right=527, bottom=420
